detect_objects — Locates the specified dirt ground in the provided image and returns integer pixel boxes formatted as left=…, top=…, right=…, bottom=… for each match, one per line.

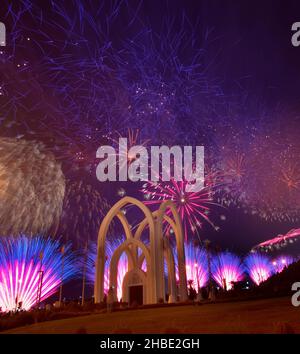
left=3, top=296, right=300, bottom=334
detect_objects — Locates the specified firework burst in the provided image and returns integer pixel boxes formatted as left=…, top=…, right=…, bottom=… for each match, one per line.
left=0, top=235, right=76, bottom=312
left=272, top=255, right=295, bottom=273
left=0, top=0, right=225, bottom=166
left=212, top=252, right=244, bottom=290
left=0, top=138, right=65, bottom=236
left=244, top=253, right=273, bottom=285
left=215, top=127, right=300, bottom=222
left=142, top=174, right=219, bottom=240
left=181, top=242, right=208, bottom=289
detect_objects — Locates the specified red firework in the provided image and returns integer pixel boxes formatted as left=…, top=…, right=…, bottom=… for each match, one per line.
left=280, top=164, right=300, bottom=191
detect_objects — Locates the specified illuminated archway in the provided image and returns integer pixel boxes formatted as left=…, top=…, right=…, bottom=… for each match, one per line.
left=94, top=197, right=187, bottom=304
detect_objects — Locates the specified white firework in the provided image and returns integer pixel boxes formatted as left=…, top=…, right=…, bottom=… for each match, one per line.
left=0, top=138, right=65, bottom=236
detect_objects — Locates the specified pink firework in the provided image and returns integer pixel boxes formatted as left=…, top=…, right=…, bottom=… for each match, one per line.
left=272, top=255, right=294, bottom=273
left=182, top=243, right=208, bottom=289
left=244, top=253, right=273, bottom=285
left=0, top=236, right=76, bottom=312
left=104, top=255, right=128, bottom=301
left=212, top=252, right=244, bottom=290
left=253, top=228, right=300, bottom=251
left=141, top=176, right=218, bottom=240
left=280, top=163, right=300, bottom=191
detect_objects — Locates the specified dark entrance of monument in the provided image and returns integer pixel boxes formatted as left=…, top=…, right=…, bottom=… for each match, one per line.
left=129, top=285, right=143, bottom=305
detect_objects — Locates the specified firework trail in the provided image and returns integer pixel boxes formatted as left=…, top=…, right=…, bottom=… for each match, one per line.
left=244, top=253, right=273, bottom=285
left=212, top=251, right=244, bottom=290
left=0, top=1, right=224, bottom=163
left=0, top=138, right=65, bottom=236
left=0, top=235, right=76, bottom=312
left=109, top=15, right=225, bottom=146
left=0, top=2, right=118, bottom=176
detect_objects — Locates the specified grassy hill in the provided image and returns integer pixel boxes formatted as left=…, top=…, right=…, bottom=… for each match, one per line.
left=3, top=297, right=300, bottom=334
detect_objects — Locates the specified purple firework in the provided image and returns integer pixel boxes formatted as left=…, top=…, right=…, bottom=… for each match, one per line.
left=272, top=255, right=295, bottom=273
left=212, top=252, right=244, bottom=290
left=0, top=235, right=77, bottom=312
left=244, top=253, right=273, bottom=285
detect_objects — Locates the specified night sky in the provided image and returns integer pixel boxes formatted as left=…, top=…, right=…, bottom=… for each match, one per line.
left=1, top=0, right=300, bottom=255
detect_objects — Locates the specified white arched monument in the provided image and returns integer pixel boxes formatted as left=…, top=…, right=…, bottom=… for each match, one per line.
left=94, top=197, right=187, bottom=304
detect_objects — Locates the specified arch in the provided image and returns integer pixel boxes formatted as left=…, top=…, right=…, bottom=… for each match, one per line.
left=136, top=212, right=179, bottom=303
left=94, top=197, right=187, bottom=304
left=94, top=197, right=156, bottom=303
left=136, top=238, right=177, bottom=303
left=109, top=238, right=151, bottom=303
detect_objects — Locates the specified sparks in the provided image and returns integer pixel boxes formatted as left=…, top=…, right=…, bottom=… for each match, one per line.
left=0, top=235, right=76, bottom=312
